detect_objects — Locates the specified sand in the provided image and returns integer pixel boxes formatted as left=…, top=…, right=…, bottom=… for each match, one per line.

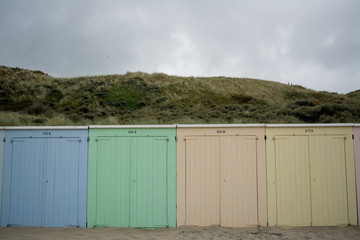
left=0, top=225, right=360, bottom=240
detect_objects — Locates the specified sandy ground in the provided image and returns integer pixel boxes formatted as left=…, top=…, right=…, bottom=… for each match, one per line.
left=0, top=225, right=360, bottom=240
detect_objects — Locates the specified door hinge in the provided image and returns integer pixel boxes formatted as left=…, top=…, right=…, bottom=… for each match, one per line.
left=264, top=135, right=267, bottom=140
left=184, top=137, right=198, bottom=141
left=87, top=136, right=90, bottom=142
left=96, top=138, right=110, bottom=142
left=7, top=224, right=21, bottom=227
left=65, top=224, right=79, bottom=228
left=175, top=135, right=178, bottom=141
left=3, top=137, right=5, bottom=142
left=353, top=134, right=354, bottom=140
left=155, top=138, right=169, bottom=141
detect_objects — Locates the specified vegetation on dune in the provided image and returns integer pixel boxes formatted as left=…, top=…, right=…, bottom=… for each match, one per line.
left=0, top=66, right=359, bottom=126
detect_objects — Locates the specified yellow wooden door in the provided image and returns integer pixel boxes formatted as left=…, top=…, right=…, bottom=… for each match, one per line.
left=274, top=136, right=311, bottom=226
left=309, top=135, right=348, bottom=226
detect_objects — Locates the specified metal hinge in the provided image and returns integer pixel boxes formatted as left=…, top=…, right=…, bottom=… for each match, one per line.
left=7, top=224, right=21, bottom=227
left=353, top=134, right=355, bottom=140
left=155, top=138, right=169, bottom=141
left=96, top=138, right=110, bottom=142
left=87, top=136, right=90, bottom=142
left=333, top=136, right=346, bottom=140
left=3, top=137, right=5, bottom=142
left=245, top=136, right=258, bottom=140
left=184, top=137, right=198, bottom=141
left=175, top=136, right=178, bottom=141
left=65, top=224, right=79, bottom=228
left=264, top=135, right=267, bottom=140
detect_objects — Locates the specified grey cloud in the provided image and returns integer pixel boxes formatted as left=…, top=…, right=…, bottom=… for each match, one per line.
left=0, top=0, right=359, bottom=93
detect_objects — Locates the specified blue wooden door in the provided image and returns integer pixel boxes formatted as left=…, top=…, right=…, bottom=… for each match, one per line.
left=43, top=138, right=83, bottom=227
left=1, top=129, right=87, bottom=227
left=7, top=138, right=45, bottom=226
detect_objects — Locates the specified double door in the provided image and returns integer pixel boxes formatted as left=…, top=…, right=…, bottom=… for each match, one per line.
left=90, top=136, right=169, bottom=228
left=273, top=135, right=349, bottom=226
left=184, top=135, right=260, bottom=227
left=1, top=137, right=84, bottom=227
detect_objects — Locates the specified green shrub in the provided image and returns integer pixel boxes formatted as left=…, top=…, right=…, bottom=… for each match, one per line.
left=44, top=89, right=64, bottom=107
left=231, top=93, right=253, bottom=104
left=44, top=115, right=74, bottom=126
left=0, top=111, right=21, bottom=126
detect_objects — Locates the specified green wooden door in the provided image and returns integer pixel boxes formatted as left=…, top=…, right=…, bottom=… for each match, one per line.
left=87, top=128, right=176, bottom=228
left=131, top=137, right=168, bottom=227
left=94, top=137, right=131, bottom=227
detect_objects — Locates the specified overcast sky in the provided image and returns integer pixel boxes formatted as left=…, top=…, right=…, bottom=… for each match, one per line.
left=0, top=0, right=359, bottom=93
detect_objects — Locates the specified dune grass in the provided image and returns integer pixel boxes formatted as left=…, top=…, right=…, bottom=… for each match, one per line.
left=0, top=66, right=359, bottom=126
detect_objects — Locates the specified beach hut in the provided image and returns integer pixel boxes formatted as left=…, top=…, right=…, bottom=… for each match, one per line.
left=354, top=124, right=360, bottom=224
left=266, top=124, right=357, bottom=226
left=1, top=127, right=88, bottom=227
left=0, top=128, right=4, bottom=226
left=87, top=125, right=176, bottom=228
left=176, top=124, right=267, bottom=227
